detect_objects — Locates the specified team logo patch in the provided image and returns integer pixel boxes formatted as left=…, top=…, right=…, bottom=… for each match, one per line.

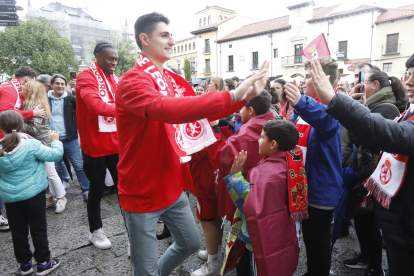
left=291, top=181, right=308, bottom=209
left=175, top=130, right=185, bottom=150
left=380, top=158, right=392, bottom=185
left=103, top=117, right=115, bottom=125
left=287, top=149, right=301, bottom=161
left=184, top=121, right=204, bottom=140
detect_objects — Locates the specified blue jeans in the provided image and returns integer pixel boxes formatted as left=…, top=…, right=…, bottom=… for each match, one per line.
left=122, top=192, right=200, bottom=276
left=55, top=139, right=89, bottom=194
left=56, top=159, right=70, bottom=183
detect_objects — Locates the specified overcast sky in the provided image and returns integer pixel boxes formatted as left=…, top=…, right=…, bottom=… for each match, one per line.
left=17, top=0, right=414, bottom=40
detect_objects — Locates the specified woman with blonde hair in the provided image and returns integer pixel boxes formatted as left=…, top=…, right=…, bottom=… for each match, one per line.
left=20, top=80, right=67, bottom=214
left=207, top=77, right=226, bottom=92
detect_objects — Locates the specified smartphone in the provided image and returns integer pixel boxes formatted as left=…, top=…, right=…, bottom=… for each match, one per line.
left=356, top=71, right=365, bottom=100
left=70, top=71, right=77, bottom=81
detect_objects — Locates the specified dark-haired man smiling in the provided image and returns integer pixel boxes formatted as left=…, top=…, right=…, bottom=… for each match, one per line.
left=76, top=41, right=120, bottom=249
left=116, top=12, right=269, bottom=276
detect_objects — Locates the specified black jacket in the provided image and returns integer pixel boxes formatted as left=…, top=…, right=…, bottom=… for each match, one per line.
left=327, top=92, right=414, bottom=250
left=48, top=93, right=78, bottom=141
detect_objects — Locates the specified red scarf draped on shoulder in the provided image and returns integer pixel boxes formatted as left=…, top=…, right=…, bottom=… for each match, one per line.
left=135, top=54, right=217, bottom=163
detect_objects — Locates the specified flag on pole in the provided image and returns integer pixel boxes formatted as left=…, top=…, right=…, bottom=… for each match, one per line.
left=301, top=33, right=331, bottom=59
left=84, top=4, right=91, bottom=13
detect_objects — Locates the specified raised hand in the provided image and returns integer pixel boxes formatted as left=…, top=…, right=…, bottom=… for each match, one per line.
left=350, top=83, right=367, bottom=105
left=234, top=61, right=270, bottom=102
left=230, top=150, right=248, bottom=174
left=48, top=130, right=59, bottom=142
left=284, top=79, right=301, bottom=107
left=310, top=59, right=335, bottom=105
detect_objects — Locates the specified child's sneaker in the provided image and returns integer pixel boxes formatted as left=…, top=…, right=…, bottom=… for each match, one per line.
left=45, top=199, right=56, bottom=209
left=191, top=262, right=221, bottom=276
left=20, top=260, right=33, bottom=275
left=0, top=215, right=10, bottom=230
left=36, top=259, right=60, bottom=275
left=62, top=181, right=70, bottom=189
left=55, top=198, right=67, bottom=214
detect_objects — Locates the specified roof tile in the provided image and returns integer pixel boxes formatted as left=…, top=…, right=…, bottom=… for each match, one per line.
left=375, top=8, right=414, bottom=23
left=217, top=15, right=290, bottom=43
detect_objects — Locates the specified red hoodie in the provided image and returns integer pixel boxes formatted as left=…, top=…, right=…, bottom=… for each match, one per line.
left=115, top=66, right=245, bottom=213
left=0, top=83, right=33, bottom=139
left=76, top=68, right=119, bottom=158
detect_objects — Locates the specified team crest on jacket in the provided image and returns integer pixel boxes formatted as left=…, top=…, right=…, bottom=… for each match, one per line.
left=184, top=121, right=204, bottom=140
left=380, top=158, right=392, bottom=185
left=175, top=129, right=185, bottom=150
left=103, top=116, right=115, bottom=125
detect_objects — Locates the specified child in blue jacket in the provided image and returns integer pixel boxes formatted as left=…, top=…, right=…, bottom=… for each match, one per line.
left=284, top=57, right=343, bottom=276
left=0, top=110, right=63, bottom=276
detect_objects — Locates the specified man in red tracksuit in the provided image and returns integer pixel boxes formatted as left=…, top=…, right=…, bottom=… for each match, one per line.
left=0, top=66, right=45, bottom=140
left=115, top=12, right=269, bottom=276
left=76, top=41, right=120, bottom=250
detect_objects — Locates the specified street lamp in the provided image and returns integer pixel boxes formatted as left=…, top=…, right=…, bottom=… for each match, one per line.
left=11, top=49, right=31, bottom=66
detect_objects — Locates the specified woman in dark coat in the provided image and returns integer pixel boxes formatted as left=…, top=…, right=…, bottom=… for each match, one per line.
left=305, top=55, right=414, bottom=276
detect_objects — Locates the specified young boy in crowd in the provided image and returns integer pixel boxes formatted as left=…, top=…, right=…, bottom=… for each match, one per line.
left=284, top=57, right=343, bottom=276
left=218, top=91, right=275, bottom=220
left=222, top=120, right=307, bottom=276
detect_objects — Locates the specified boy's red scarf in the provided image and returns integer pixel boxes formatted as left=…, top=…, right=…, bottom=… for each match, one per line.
left=135, top=54, right=216, bottom=163
left=294, top=97, right=323, bottom=165
left=10, top=78, right=23, bottom=110
left=362, top=110, right=414, bottom=209
left=286, top=146, right=309, bottom=222
left=90, top=62, right=119, bottom=132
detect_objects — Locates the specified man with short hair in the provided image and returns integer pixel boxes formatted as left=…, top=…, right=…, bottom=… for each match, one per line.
left=231, top=76, right=239, bottom=87
left=76, top=41, right=120, bottom=249
left=36, top=74, right=52, bottom=93
left=354, top=63, right=374, bottom=85
left=48, top=74, right=90, bottom=200
left=337, top=79, right=349, bottom=94
left=116, top=12, right=269, bottom=276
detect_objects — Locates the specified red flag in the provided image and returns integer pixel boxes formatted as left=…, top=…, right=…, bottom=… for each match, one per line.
left=301, top=33, right=331, bottom=59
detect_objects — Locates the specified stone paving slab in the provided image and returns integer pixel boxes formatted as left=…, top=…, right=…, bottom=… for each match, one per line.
left=0, top=175, right=389, bottom=276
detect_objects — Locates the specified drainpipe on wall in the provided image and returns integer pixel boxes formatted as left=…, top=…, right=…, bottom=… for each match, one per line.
left=370, top=10, right=374, bottom=63
left=216, top=31, right=219, bottom=77
left=220, top=43, right=222, bottom=77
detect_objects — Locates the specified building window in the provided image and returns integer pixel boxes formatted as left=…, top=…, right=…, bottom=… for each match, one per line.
left=193, top=42, right=196, bottom=49
left=273, top=48, right=278, bottom=58
left=204, top=17, right=206, bottom=26
left=252, top=52, right=259, bottom=69
left=205, top=59, right=211, bottom=73
left=205, top=39, right=210, bottom=53
left=185, top=44, right=187, bottom=51
left=229, top=44, right=232, bottom=48
left=294, top=44, right=303, bottom=64
left=228, top=55, right=234, bottom=71
left=199, top=19, right=202, bottom=28
left=174, top=47, right=176, bottom=54
left=208, top=16, right=211, bottom=25
left=218, top=15, right=222, bottom=20
left=386, top=33, right=399, bottom=54
left=338, top=41, right=347, bottom=59
left=189, top=43, right=191, bottom=50
left=383, top=63, right=392, bottom=72
left=177, top=46, right=180, bottom=53
left=181, top=45, right=183, bottom=52
left=224, top=16, right=227, bottom=19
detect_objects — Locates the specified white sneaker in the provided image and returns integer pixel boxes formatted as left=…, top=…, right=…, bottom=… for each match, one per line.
left=197, top=250, right=208, bottom=261
left=0, top=215, right=10, bottom=230
left=197, top=250, right=224, bottom=262
left=89, top=228, right=111, bottom=249
left=62, top=181, right=70, bottom=189
left=191, top=262, right=221, bottom=276
left=55, top=198, right=67, bottom=214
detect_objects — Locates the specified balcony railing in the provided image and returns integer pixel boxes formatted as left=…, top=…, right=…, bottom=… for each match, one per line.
left=334, top=51, right=347, bottom=60
left=281, top=55, right=308, bottom=66
left=203, top=68, right=211, bottom=74
left=249, top=63, right=259, bottom=70
left=382, top=43, right=401, bottom=55
left=203, top=48, right=211, bottom=54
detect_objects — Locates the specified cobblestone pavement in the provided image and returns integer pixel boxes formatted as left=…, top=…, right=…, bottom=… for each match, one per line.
left=0, top=176, right=389, bottom=276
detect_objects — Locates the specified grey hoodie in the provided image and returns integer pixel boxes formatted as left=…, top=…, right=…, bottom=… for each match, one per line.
left=48, top=90, right=67, bottom=139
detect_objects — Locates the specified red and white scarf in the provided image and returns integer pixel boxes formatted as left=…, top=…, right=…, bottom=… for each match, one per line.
left=10, top=78, right=23, bottom=110
left=363, top=110, right=414, bottom=209
left=135, top=54, right=216, bottom=163
left=90, top=62, right=119, bottom=132
left=294, top=97, right=323, bottom=165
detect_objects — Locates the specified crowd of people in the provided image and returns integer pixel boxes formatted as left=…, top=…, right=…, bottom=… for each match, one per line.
left=0, top=11, right=413, bottom=276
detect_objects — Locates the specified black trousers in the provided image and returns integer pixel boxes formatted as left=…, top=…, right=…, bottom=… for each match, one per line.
left=302, top=205, right=334, bottom=276
left=5, top=190, right=50, bottom=264
left=354, top=211, right=383, bottom=272
left=82, top=151, right=119, bottom=233
left=383, top=233, right=414, bottom=276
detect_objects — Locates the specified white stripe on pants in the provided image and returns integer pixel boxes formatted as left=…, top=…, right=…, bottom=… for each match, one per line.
left=45, top=161, right=66, bottom=199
